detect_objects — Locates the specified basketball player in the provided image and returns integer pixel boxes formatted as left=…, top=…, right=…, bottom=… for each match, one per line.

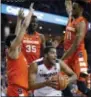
left=5, top=3, right=34, bottom=96
left=28, top=46, right=77, bottom=96
left=62, top=0, right=91, bottom=96
left=22, top=14, right=45, bottom=65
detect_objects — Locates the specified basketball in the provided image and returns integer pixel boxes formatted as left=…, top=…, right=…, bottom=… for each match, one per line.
left=51, top=74, right=68, bottom=90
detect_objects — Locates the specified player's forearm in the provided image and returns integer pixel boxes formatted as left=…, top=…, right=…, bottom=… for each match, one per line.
left=68, top=73, right=77, bottom=84
left=68, top=34, right=83, bottom=55
left=16, top=25, right=26, bottom=40
left=10, top=24, right=26, bottom=50
left=62, top=45, right=77, bottom=60
left=15, top=19, right=22, bottom=36
left=62, top=36, right=79, bottom=60
left=14, top=25, right=26, bottom=46
left=28, top=81, right=47, bottom=90
left=23, top=12, right=32, bottom=28
left=23, top=4, right=34, bottom=29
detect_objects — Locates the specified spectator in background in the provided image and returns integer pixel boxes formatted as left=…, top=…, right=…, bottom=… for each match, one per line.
left=46, top=34, right=52, bottom=46
left=52, top=34, right=64, bottom=58
left=57, top=34, right=64, bottom=58
left=85, top=30, right=91, bottom=72
left=4, top=25, right=10, bottom=38
left=85, top=30, right=91, bottom=89
left=1, top=74, right=7, bottom=97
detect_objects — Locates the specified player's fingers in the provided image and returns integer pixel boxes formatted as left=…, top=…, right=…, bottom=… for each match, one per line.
left=20, top=9, right=24, bottom=14
left=51, top=80, right=59, bottom=87
left=50, top=84, right=58, bottom=89
left=20, top=8, right=24, bottom=13
left=51, top=79, right=58, bottom=83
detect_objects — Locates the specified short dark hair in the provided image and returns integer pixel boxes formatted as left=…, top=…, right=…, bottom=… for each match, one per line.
left=44, top=46, right=56, bottom=54
left=5, top=34, right=16, bottom=47
left=74, top=0, right=86, bottom=8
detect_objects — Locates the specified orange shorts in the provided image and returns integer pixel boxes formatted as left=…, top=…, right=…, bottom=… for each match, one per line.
left=7, top=84, right=28, bottom=97
left=64, top=49, right=88, bottom=78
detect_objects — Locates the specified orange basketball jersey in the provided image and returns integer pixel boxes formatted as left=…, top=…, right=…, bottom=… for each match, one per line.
left=6, top=52, right=28, bottom=89
left=64, top=16, right=88, bottom=51
left=22, top=32, right=42, bottom=64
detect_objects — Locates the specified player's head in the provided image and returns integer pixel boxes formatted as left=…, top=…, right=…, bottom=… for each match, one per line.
left=27, top=15, right=38, bottom=34
left=72, top=1, right=85, bottom=17
left=44, top=46, right=57, bottom=65
left=52, top=39, right=59, bottom=48
left=5, top=34, right=16, bottom=48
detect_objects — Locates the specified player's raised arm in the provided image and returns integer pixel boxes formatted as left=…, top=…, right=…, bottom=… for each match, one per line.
left=23, top=3, right=34, bottom=29
left=65, top=0, right=72, bottom=17
left=15, top=9, right=24, bottom=36
left=10, top=3, right=34, bottom=50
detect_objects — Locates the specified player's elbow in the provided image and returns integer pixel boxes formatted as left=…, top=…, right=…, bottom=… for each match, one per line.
left=72, top=72, right=77, bottom=82
left=28, top=82, right=35, bottom=90
left=74, top=73, right=77, bottom=80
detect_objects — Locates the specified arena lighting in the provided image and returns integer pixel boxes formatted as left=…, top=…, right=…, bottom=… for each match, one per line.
left=1, top=4, right=68, bottom=26
left=88, top=23, right=91, bottom=30
left=39, top=26, right=43, bottom=30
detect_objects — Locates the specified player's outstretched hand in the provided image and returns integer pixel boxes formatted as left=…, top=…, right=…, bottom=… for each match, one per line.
left=29, top=3, right=34, bottom=14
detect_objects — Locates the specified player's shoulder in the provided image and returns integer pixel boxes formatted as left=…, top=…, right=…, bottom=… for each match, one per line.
left=56, top=59, right=64, bottom=64
left=33, top=57, right=44, bottom=66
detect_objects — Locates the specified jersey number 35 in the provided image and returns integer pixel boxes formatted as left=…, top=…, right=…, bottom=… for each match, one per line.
left=26, top=45, right=36, bottom=53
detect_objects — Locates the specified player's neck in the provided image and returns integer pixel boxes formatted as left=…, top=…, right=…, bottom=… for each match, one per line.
left=44, top=59, right=53, bottom=70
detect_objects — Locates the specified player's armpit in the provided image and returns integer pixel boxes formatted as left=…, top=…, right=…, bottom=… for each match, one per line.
left=15, top=9, right=24, bottom=36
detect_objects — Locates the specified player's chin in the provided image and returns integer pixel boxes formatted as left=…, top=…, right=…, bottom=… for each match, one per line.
left=51, top=60, right=56, bottom=65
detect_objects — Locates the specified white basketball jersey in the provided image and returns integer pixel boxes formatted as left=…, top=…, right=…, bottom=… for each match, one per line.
left=34, top=58, right=62, bottom=96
